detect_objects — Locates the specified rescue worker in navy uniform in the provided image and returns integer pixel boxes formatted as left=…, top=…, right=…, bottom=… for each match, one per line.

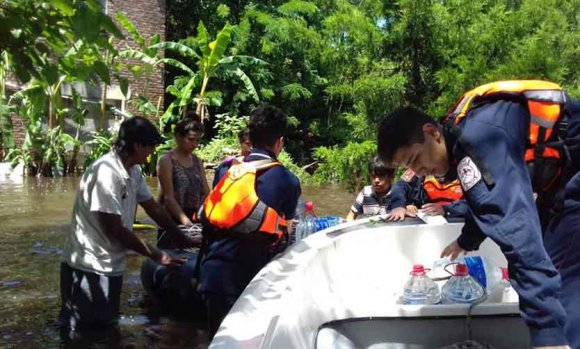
left=377, top=80, right=579, bottom=349
left=390, top=168, right=468, bottom=219
left=198, top=104, right=301, bottom=339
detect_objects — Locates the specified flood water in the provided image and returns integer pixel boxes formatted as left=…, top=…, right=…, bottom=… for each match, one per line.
left=0, top=174, right=354, bottom=348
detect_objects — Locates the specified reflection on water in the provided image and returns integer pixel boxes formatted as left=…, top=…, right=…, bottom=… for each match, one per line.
left=0, top=175, right=354, bottom=348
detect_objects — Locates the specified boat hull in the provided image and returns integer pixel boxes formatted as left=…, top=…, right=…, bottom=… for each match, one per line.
left=211, top=218, right=527, bottom=348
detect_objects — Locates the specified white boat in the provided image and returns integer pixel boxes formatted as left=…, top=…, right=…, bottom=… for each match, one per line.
left=210, top=218, right=528, bottom=349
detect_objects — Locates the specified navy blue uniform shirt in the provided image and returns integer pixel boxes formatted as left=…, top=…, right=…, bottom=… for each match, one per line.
left=200, top=148, right=301, bottom=296
left=448, top=100, right=567, bottom=346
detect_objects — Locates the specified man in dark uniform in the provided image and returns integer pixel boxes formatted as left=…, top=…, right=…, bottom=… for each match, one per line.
left=377, top=81, right=579, bottom=349
left=199, top=104, right=301, bottom=338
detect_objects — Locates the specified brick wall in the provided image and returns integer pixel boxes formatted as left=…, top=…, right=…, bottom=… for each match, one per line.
left=107, top=0, right=166, bottom=116
left=9, top=113, right=26, bottom=145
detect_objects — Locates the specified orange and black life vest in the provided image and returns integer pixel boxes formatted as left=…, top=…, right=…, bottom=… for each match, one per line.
left=444, top=80, right=570, bottom=192
left=423, top=177, right=463, bottom=206
left=197, top=157, right=288, bottom=241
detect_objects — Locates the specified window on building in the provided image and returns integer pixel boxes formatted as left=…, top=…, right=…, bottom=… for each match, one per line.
left=98, top=0, right=107, bottom=14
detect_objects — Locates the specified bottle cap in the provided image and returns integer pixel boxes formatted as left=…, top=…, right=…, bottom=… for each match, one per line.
left=305, top=201, right=315, bottom=212
left=501, top=267, right=509, bottom=280
left=411, top=264, right=426, bottom=275
left=455, top=263, right=469, bottom=276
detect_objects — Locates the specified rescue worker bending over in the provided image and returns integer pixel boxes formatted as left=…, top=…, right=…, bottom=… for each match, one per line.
left=378, top=80, right=580, bottom=349
left=389, top=168, right=467, bottom=220
left=197, top=104, right=301, bottom=339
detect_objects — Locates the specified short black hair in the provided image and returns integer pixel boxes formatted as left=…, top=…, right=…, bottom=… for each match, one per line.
left=377, top=106, right=438, bottom=165
left=174, top=115, right=204, bottom=137
left=114, top=116, right=164, bottom=156
left=237, top=127, right=250, bottom=142
left=248, top=103, right=288, bottom=148
left=370, top=156, right=394, bottom=177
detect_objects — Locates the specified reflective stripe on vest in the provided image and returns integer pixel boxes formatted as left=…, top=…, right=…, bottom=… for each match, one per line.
left=422, top=177, right=464, bottom=205
left=202, top=159, right=287, bottom=240
left=447, top=80, right=567, bottom=160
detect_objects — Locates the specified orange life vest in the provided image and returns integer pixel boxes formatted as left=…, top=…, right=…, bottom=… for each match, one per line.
left=445, top=80, right=569, bottom=191
left=423, top=177, right=464, bottom=205
left=198, top=158, right=288, bottom=241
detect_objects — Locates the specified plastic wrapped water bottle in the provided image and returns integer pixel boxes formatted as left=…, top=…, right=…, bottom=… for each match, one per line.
left=458, top=255, right=503, bottom=296
left=441, top=263, right=485, bottom=304
left=313, top=216, right=344, bottom=232
left=402, top=264, right=440, bottom=305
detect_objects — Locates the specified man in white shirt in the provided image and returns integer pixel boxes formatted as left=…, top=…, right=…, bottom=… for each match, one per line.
left=59, top=116, right=197, bottom=331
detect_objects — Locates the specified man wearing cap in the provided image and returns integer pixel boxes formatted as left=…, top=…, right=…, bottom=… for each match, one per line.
left=59, top=116, right=197, bottom=331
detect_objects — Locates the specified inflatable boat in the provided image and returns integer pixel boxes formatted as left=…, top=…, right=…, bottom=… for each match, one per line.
left=209, top=217, right=528, bottom=349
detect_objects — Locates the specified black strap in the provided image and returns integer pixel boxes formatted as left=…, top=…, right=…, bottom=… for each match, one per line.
left=532, top=127, right=547, bottom=190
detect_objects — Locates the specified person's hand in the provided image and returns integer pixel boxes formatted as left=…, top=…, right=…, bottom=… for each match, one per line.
left=152, top=249, right=186, bottom=267
left=388, top=207, right=407, bottom=221
left=441, top=240, right=466, bottom=260
left=174, top=225, right=203, bottom=248
left=405, top=205, right=418, bottom=217
left=422, top=203, right=445, bottom=216
left=182, top=233, right=202, bottom=248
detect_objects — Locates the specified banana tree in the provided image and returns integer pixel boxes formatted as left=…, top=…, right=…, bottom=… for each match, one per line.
left=99, top=36, right=129, bottom=130
left=154, top=21, right=267, bottom=127
left=116, top=12, right=165, bottom=118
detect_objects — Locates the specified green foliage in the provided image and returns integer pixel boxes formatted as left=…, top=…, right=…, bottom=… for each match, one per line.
left=1, top=0, right=122, bottom=175
left=214, top=113, right=249, bottom=139
left=0, top=0, right=122, bottom=84
left=196, top=111, right=249, bottom=164
left=312, top=141, right=377, bottom=192
left=7, top=125, right=76, bottom=176
left=197, top=136, right=239, bottom=164
left=83, top=130, right=115, bottom=169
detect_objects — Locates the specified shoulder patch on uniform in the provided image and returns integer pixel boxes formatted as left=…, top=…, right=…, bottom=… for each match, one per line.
left=457, top=157, right=482, bottom=192
left=401, top=169, right=415, bottom=182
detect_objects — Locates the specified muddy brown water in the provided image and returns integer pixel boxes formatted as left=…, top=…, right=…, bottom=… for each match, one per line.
left=0, top=175, right=354, bottom=348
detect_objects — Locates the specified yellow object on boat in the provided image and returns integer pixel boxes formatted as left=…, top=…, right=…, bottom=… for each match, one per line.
left=132, top=223, right=156, bottom=231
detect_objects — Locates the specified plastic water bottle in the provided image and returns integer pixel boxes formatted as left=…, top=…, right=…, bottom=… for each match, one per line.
left=501, top=268, right=519, bottom=303
left=295, top=201, right=316, bottom=241
left=303, top=201, right=316, bottom=238
left=402, top=264, right=440, bottom=305
left=488, top=267, right=519, bottom=303
left=441, top=263, right=485, bottom=304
